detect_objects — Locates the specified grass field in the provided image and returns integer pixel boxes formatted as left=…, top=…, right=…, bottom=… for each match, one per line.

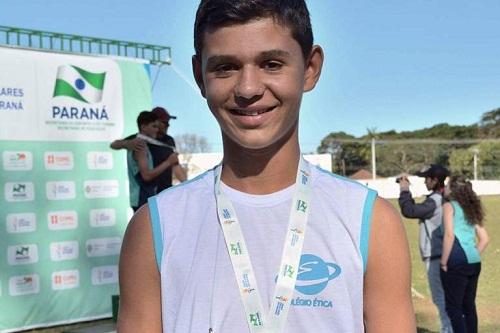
left=23, top=196, right=500, bottom=333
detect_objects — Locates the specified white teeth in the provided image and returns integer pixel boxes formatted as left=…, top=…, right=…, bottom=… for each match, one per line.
left=233, top=109, right=268, bottom=116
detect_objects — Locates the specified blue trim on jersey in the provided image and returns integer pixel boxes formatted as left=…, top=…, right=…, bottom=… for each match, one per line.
left=148, top=196, right=163, bottom=270
left=361, top=189, right=377, bottom=273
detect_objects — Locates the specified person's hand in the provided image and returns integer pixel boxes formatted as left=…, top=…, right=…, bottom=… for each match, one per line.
left=440, top=263, right=448, bottom=272
left=398, top=174, right=410, bottom=191
left=166, top=153, right=179, bottom=166
left=129, top=138, right=146, bottom=153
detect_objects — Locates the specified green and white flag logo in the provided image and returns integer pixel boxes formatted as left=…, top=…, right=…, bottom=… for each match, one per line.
left=53, top=65, right=106, bottom=103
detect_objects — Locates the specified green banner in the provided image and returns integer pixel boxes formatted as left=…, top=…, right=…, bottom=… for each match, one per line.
left=0, top=47, right=151, bottom=332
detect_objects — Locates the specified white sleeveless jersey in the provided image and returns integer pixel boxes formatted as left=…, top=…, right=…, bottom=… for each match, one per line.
left=148, top=161, right=377, bottom=333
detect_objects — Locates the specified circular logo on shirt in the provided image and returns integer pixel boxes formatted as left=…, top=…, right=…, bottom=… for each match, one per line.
left=294, top=254, right=341, bottom=295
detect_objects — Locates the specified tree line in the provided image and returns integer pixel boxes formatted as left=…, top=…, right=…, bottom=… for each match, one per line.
left=317, top=108, right=500, bottom=179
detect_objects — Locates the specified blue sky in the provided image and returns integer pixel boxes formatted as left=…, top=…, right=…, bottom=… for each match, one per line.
left=1, top=0, right=499, bottom=152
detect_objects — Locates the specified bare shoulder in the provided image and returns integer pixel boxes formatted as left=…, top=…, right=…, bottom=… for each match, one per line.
left=117, top=205, right=162, bottom=332
left=364, top=196, right=416, bottom=332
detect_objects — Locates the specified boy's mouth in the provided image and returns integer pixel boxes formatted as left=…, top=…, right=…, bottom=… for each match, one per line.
left=230, top=106, right=275, bottom=116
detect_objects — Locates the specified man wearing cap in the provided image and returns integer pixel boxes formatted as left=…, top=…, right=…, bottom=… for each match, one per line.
left=110, top=106, right=186, bottom=192
left=398, top=164, right=453, bottom=333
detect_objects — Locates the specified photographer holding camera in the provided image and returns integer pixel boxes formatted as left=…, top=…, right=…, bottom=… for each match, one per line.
left=398, top=164, right=453, bottom=333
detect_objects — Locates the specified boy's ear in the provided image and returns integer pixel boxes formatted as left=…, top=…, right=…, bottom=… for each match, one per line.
left=303, top=45, right=324, bottom=92
left=192, top=55, right=206, bottom=98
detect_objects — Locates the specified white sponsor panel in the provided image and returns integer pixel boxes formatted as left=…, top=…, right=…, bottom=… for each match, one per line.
left=50, top=241, right=79, bottom=261
left=47, top=211, right=78, bottom=230
left=91, top=265, right=118, bottom=285
left=2, top=151, right=33, bottom=170
left=86, top=237, right=121, bottom=257
left=89, top=208, right=116, bottom=227
left=52, top=270, right=80, bottom=290
left=0, top=47, right=124, bottom=141
left=87, top=151, right=113, bottom=170
left=7, top=244, right=39, bottom=265
left=9, top=274, right=40, bottom=296
left=44, top=151, right=74, bottom=170
left=6, top=212, right=36, bottom=233
left=83, top=180, right=119, bottom=198
left=46, top=181, right=76, bottom=200
left=4, top=182, right=35, bottom=202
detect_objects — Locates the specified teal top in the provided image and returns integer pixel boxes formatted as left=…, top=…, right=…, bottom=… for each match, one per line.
left=127, top=148, right=154, bottom=207
left=450, top=201, right=481, bottom=264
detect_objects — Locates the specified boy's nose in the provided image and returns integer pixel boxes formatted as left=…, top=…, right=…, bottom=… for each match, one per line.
left=234, top=66, right=264, bottom=100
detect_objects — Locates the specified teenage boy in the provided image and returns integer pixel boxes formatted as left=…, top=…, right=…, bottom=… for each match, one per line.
left=398, top=164, right=452, bottom=333
left=118, top=1, right=416, bottom=332
left=127, top=111, right=179, bottom=211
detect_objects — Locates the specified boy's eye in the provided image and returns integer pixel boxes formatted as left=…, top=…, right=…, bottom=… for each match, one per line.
left=262, top=61, right=283, bottom=71
left=214, top=63, right=237, bottom=74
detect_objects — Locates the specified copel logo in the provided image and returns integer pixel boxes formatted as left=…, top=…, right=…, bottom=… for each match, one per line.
left=4, top=182, right=35, bottom=202
left=44, top=151, right=74, bottom=170
left=52, top=270, right=80, bottom=290
left=48, top=211, right=78, bottom=230
left=3, top=151, right=33, bottom=170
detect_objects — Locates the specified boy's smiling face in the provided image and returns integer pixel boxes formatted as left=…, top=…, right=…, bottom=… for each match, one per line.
left=194, top=17, right=322, bottom=151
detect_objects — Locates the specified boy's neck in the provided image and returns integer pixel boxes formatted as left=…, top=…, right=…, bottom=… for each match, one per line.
left=220, top=134, right=301, bottom=195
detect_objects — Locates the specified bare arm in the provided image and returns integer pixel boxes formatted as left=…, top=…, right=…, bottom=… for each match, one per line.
left=440, top=202, right=455, bottom=270
left=364, top=197, right=416, bottom=333
left=475, top=224, right=489, bottom=254
left=173, top=163, right=187, bottom=182
left=110, top=138, right=146, bottom=152
left=117, top=205, right=162, bottom=332
left=136, top=150, right=179, bottom=182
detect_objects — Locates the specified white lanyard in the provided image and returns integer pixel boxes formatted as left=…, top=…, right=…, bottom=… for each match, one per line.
left=214, top=157, right=312, bottom=333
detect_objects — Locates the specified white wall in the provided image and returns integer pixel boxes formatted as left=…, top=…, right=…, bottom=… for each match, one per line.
left=359, top=177, right=500, bottom=199
left=178, top=153, right=332, bottom=180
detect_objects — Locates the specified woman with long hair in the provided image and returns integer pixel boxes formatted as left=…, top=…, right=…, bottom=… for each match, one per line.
left=440, top=175, right=490, bottom=333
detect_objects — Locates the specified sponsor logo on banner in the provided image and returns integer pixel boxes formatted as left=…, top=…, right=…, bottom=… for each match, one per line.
left=53, top=65, right=106, bottom=104
left=52, top=270, right=80, bottom=290
left=50, top=241, right=79, bottom=261
left=89, top=208, right=116, bottom=227
left=3, top=151, right=33, bottom=171
left=9, top=274, right=40, bottom=296
left=46, top=181, right=76, bottom=200
left=44, top=151, right=74, bottom=170
left=4, top=182, right=35, bottom=202
left=8, top=244, right=39, bottom=265
left=87, top=151, right=113, bottom=170
left=84, top=180, right=119, bottom=198
left=6, top=213, right=37, bottom=233
left=48, top=211, right=78, bottom=230
left=91, top=265, right=118, bottom=285
left=86, top=237, right=121, bottom=257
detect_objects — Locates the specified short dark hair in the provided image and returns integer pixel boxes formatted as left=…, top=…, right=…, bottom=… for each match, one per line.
left=136, top=111, right=158, bottom=129
left=194, top=0, right=314, bottom=61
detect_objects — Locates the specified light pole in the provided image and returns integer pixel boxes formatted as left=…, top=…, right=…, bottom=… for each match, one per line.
left=472, top=148, right=479, bottom=180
